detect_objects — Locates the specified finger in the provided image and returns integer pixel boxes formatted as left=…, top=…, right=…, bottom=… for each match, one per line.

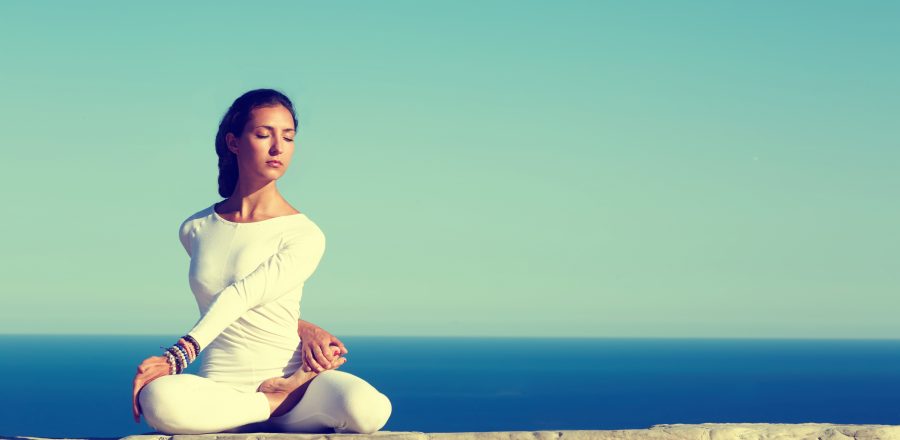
left=133, top=378, right=144, bottom=423
left=331, top=357, right=347, bottom=370
left=332, top=337, right=349, bottom=354
left=327, top=355, right=345, bottom=367
left=312, top=343, right=332, bottom=369
left=137, top=369, right=168, bottom=390
left=306, top=351, right=326, bottom=372
left=302, top=345, right=316, bottom=372
left=319, top=342, right=337, bottom=363
left=315, top=341, right=334, bottom=367
left=301, top=351, right=311, bottom=372
left=310, top=359, right=327, bottom=373
left=141, top=356, right=169, bottom=371
left=133, top=388, right=140, bottom=420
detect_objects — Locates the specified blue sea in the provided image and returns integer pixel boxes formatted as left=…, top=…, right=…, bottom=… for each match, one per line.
left=1, top=336, right=900, bottom=438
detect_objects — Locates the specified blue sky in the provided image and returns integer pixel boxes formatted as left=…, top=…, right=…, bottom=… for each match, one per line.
left=0, top=1, right=897, bottom=338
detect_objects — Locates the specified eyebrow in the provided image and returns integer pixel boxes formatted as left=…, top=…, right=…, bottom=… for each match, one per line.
left=254, top=125, right=296, bottom=133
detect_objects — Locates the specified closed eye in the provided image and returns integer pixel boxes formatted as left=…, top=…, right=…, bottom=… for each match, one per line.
left=256, top=135, right=294, bottom=142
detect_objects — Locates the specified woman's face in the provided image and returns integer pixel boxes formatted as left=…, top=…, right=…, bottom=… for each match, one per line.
left=226, top=104, right=296, bottom=183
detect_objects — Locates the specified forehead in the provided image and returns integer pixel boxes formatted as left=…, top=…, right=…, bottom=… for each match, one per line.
left=247, top=105, right=295, bottom=130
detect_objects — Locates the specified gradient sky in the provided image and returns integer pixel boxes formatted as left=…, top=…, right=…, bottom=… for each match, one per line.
left=0, top=1, right=897, bottom=338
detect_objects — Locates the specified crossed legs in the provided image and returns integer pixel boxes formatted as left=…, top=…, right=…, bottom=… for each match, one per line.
left=138, top=370, right=391, bottom=435
left=265, top=369, right=392, bottom=433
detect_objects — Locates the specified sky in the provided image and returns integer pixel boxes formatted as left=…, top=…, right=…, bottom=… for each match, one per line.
left=0, top=1, right=897, bottom=339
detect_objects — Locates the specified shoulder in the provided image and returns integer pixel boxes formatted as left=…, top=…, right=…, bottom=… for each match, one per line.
left=178, top=204, right=218, bottom=248
left=180, top=205, right=213, bottom=232
left=281, top=215, right=326, bottom=249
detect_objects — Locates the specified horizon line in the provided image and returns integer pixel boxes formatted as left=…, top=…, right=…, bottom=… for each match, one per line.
left=1, top=333, right=899, bottom=341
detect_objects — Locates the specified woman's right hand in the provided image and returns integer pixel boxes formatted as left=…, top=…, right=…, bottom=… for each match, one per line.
left=131, top=339, right=194, bottom=423
left=132, top=355, right=171, bottom=424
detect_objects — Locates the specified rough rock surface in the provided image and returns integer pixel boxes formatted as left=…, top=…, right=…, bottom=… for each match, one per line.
left=8, top=423, right=900, bottom=440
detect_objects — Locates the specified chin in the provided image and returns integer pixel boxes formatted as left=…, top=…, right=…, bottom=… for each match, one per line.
left=258, top=170, right=284, bottom=180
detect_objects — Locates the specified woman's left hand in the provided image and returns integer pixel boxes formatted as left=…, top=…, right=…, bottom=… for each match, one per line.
left=131, top=355, right=171, bottom=424
left=299, top=325, right=349, bottom=373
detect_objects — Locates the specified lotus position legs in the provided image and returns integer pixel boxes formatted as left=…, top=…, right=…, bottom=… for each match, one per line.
left=138, top=369, right=392, bottom=435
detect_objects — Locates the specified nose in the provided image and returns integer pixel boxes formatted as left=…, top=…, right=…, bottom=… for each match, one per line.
left=270, top=137, right=286, bottom=155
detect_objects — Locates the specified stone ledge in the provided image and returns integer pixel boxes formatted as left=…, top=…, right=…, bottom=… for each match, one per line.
left=7, top=423, right=900, bottom=440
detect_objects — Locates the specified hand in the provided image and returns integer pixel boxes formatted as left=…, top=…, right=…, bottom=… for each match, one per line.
left=298, top=324, right=349, bottom=373
left=132, top=354, right=171, bottom=424
left=300, top=342, right=347, bottom=373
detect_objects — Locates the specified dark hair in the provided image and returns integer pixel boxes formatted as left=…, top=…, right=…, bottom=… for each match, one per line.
left=215, top=88, right=299, bottom=198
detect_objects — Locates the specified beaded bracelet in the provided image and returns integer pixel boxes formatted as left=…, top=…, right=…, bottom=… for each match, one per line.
left=175, top=345, right=189, bottom=371
left=174, top=343, right=191, bottom=365
left=173, top=346, right=187, bottom=372
left=164, top=346, right=185, bottom=373
left=159, top=346, right=181, bottom=374
left=183, top=334, right=201, bottom=354
left=184, top=340, right=197, bottom=362
left=163, top=350, right=176, bottom=375
left=157, top=335, right=202, bottom=376
left=167, top=352, right=176, bottom=375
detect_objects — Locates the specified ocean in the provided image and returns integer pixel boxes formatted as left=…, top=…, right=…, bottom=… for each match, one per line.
left=1, top=335, right=899, bottom=438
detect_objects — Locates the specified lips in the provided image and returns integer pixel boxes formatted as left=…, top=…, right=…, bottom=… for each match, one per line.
left=267, top=160, right=282, bottom=165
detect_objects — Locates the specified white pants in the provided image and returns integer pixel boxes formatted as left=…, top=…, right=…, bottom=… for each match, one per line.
left=138, top=369, right=392, bottom=434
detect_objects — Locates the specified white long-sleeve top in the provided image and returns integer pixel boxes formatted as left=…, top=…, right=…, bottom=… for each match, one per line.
left=178, top=202, right=326, bottom=392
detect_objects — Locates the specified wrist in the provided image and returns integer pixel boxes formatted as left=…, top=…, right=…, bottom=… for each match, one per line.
left=297, top=319, right=320, bottom=338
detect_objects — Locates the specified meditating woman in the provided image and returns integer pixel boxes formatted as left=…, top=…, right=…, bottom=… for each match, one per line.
left=130, top=88, right=392, bottom=435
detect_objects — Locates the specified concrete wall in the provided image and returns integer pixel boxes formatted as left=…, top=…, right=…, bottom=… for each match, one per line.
left=21, top=422, right=890, bottom=440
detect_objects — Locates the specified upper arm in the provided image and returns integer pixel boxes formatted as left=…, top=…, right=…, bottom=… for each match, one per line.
left=231, top=225, right=327, bottom=307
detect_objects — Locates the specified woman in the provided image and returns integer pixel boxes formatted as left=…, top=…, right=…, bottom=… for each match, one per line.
left=130, top=88, right=392, bottom=435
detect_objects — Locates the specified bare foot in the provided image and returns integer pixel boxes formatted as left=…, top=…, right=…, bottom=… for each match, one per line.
left=260, top=369, right=319, bottom=417
left=258, top=375, right=300, bottom=394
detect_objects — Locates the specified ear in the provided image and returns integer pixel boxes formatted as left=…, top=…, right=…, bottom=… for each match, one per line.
left=225, top=133, right=240, bottom=155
